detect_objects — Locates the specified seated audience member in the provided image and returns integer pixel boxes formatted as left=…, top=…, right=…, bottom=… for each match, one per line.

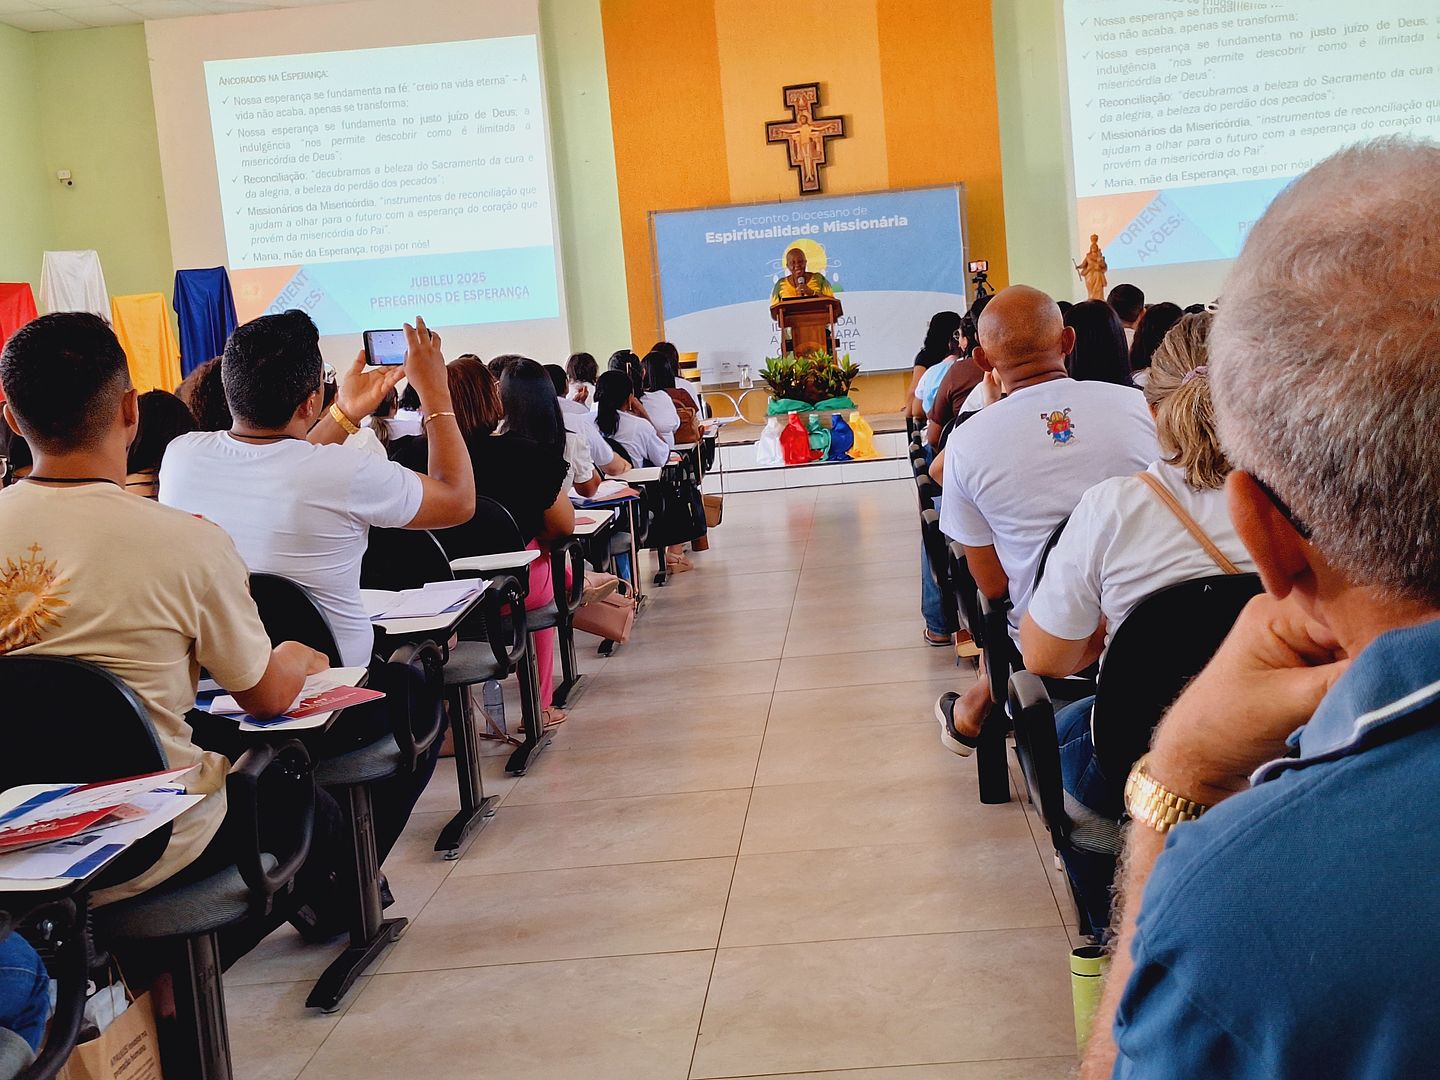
left=1064, top=300, right=1135, bottom=387
left=488, top=353, right=521, bottom=382
left=651, top=341, right=701, bottom=409
left=639, top=352, right=706, bottom=565
left=551, top=364, right=628, bottom=477
left=0, top=934, right=49, bottom=1055
left=1106, top=283, right=1144, bottom=347
left=394, top=355, right=573, bottom=724
left=544, top=365, right=603, bottom=496
left=1128, top=301, right=1182, bottom=388
left=909, top=311, right=963, bottom=422
left=603, top=350, right=658, bottom=428
left=925, top=293, right=994, bottom=449
left=125, top=389, right=195, bottom=498
left=565, top=351, right=598, bottom=404
left=184, top=355, right=233, bottom=431
left=595, top=369, right=667, bottom=470
left=638, top=352, right=681, bottom=446
left=1084, top=141, right=1440, bottom=1080
left=346, top=389, right=398, bottom=459
left=1019, top=311, right=1253, bottom=926
left=933, top=286, right=1157, bottom=753
left=161, top=310, right=474, bottom=669
left=0, top=312, right=324, bottom=910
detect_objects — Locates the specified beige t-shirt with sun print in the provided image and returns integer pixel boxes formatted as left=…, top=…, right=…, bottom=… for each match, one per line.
left=0, top=481, right=274, bottom=903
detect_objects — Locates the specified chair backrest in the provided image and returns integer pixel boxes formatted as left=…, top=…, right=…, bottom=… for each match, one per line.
left=248, top=574, right=344, bottom=667
left=443, top=495, right=525, bottom=558
left=947, top=540, right=985, bottom=647
left=1091, top=573, right=1262, bottom=780
left=1032, top=515, right=1070, bottom=597
left=361, top=528, right=455, bottom=591
left=0, top=656, right=170, bottom=889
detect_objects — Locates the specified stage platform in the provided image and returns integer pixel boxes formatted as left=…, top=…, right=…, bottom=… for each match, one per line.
left=702, top=410, right=912, bottom=494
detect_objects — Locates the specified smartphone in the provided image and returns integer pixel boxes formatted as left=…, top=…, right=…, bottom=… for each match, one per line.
left=363, top=329, right=407, bottom=366
left=969, top=259, right=989, bottom=274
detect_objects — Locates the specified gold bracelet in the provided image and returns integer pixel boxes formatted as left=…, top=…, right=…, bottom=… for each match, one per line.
left=328, top=402, right=360, bottom=436
left=1123, top=754, right=1209, bottom=834
left=422, top=410, right=457, bottom=428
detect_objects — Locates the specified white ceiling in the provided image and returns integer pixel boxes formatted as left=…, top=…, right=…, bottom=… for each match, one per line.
left=0, top=0, right=347, bottom=33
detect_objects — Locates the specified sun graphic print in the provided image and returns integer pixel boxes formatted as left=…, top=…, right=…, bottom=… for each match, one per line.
left=0, top=544, right=70, bottom=651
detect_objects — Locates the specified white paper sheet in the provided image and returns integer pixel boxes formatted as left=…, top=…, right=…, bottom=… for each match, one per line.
left=206, top=667, right=369, bottom=717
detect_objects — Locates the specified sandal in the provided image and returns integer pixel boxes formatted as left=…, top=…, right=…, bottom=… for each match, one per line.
left=542, top=708, right=568, bottom=729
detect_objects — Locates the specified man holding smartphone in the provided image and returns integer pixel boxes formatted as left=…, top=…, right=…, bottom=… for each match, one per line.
left=159, top=310, right=474, bottom=669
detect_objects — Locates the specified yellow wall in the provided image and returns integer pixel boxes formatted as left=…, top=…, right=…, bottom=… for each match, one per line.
left=601, top=0, right=1007, bottom=410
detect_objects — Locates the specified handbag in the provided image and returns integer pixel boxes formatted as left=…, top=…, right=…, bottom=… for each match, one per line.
left=703, top=493, right=724, bottom=528
left=664, top=388, right=703, bottom=444
left=654, top=466, right=707, bottom=545
left=572, top=577, right=636, bottom=644
left=57, top=965, right=163, bottom=1080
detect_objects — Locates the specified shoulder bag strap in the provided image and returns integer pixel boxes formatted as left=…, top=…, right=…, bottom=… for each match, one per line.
left=1136, top=471, right=1242, bottom=575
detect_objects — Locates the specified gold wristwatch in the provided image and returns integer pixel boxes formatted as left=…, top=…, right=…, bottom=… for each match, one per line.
left=1124, top=754, right=1209, bottom=834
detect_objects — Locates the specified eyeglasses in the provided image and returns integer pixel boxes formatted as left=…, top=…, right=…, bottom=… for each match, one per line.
left=1251, top=473, right=1312, bottom=540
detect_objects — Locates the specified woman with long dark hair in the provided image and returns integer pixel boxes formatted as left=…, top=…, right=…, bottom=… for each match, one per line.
left=594, top=369, right=666, bottom=469
left=1064, top=300, right=1135, bottom=387
left=392, top=355, right=574, bottom=725
left=908, top=311, right=963, bottom=420
left=1129, top=301, right=1183, bottom=388
left=638, top=351, right=681, bottom=446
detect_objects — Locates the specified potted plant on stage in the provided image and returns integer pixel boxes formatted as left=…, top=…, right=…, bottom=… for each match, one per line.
left=760, top=350, right=860, bottom=415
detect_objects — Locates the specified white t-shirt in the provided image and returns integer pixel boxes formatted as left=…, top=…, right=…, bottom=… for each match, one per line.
left=915, top=357, right=956, bottom=414
left=160, top=432, right=424, bottom=666
left=607, top=410, right=668, bottom=469
left=939, top=377, right=1158, bottom=628
left=959, top=381, right=988, bottom=416
left=675, top=378, right=702, bottom=410
left=641, top=390, right=680, bottom=447
left=562, top=429, right=596, bottom=492
left=558, top=396, right=615, bottom=471
left=1028, top=460, right=1256, bottom=660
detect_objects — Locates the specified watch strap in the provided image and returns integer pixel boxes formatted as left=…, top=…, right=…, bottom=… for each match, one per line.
left=1124, top=754, right=1209, bottom=834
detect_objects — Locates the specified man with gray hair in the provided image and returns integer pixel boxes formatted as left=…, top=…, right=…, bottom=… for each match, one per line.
left=1083, top=138, right=1440, bottom=1078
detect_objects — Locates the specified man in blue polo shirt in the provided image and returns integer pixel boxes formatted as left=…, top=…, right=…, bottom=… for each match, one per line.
left=1082, top=139, right=1440, bottom=1079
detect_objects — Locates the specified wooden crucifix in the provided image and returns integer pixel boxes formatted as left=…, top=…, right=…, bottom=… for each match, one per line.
left=765, top=83, right=846, bottom=195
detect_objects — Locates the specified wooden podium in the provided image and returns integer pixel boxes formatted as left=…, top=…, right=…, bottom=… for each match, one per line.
left=771, top=296, right=843, bottom=355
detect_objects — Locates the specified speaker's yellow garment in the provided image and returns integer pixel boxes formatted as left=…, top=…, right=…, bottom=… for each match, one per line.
left=110, top=292, right=182, bottom=393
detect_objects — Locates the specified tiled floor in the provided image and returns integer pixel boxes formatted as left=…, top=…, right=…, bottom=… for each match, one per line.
left=226, top=480, right=1080, bottom=1080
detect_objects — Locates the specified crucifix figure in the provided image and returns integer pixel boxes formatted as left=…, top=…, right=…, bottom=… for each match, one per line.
left=765, top=83, right=846, bottom=194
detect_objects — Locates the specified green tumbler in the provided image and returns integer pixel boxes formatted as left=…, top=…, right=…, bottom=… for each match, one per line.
left=1071, top=944, right=1111, bottom=1053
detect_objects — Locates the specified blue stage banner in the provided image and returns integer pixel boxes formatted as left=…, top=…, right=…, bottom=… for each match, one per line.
left=651, top=185, right=968, bottom=383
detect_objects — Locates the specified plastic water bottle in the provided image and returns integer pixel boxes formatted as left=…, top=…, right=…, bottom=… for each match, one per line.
left=481, top=679, right=506, bottom=735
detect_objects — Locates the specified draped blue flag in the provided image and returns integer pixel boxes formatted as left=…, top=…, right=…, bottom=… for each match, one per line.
left=173, top=267, right=238, bottom=378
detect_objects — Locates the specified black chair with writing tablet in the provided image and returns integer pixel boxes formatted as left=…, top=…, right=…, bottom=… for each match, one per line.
left=1008, top=572, right=1262, bottom=937
left=442, top=496, right=585, bottom=773
left=361, top=526, right=533, bottom=853
left=0, top=655, right=314, bottom=1080
left=245, top=574, right=444, bottom=1011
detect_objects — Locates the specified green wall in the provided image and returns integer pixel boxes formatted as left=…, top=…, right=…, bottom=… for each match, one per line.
left=34, top=25, right=174, bottom=305
left=541, top=0, right=632, bottom=353
left=0, top=25, right=55, bottom=296
left=992, top=0, right=1072, bottom=299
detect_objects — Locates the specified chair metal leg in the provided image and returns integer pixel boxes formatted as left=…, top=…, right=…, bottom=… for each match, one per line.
left=505, top=637, right=552, bottom=776
left=157, top=931, right=233, bottom=1080
left=548, top=620, right=586, bottom=709
left=435, top=686, right=498, bottom=858
left=307, top=784, right=405, bottom=1012
left=976, top=699, right=1012, bottom=804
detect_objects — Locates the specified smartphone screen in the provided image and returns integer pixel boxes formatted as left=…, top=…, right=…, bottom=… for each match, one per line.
left=363, top=329, right=407, bottom=366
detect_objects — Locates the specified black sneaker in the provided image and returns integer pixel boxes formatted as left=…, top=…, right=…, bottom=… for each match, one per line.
left=935, top=691, right=979, bottom=757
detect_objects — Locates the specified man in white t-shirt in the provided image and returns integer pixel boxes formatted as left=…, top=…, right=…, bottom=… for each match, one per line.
left=936, top=285, right=1157, bottom=754
left=161, top=311, right=474, bottom=669
left=0, top=312, right=327, bottom=909
left=1107, top=283, right=1144, bottom=348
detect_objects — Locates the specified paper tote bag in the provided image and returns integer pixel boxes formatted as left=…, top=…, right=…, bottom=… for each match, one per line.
left=57, top=990, right=163, bottom=1080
